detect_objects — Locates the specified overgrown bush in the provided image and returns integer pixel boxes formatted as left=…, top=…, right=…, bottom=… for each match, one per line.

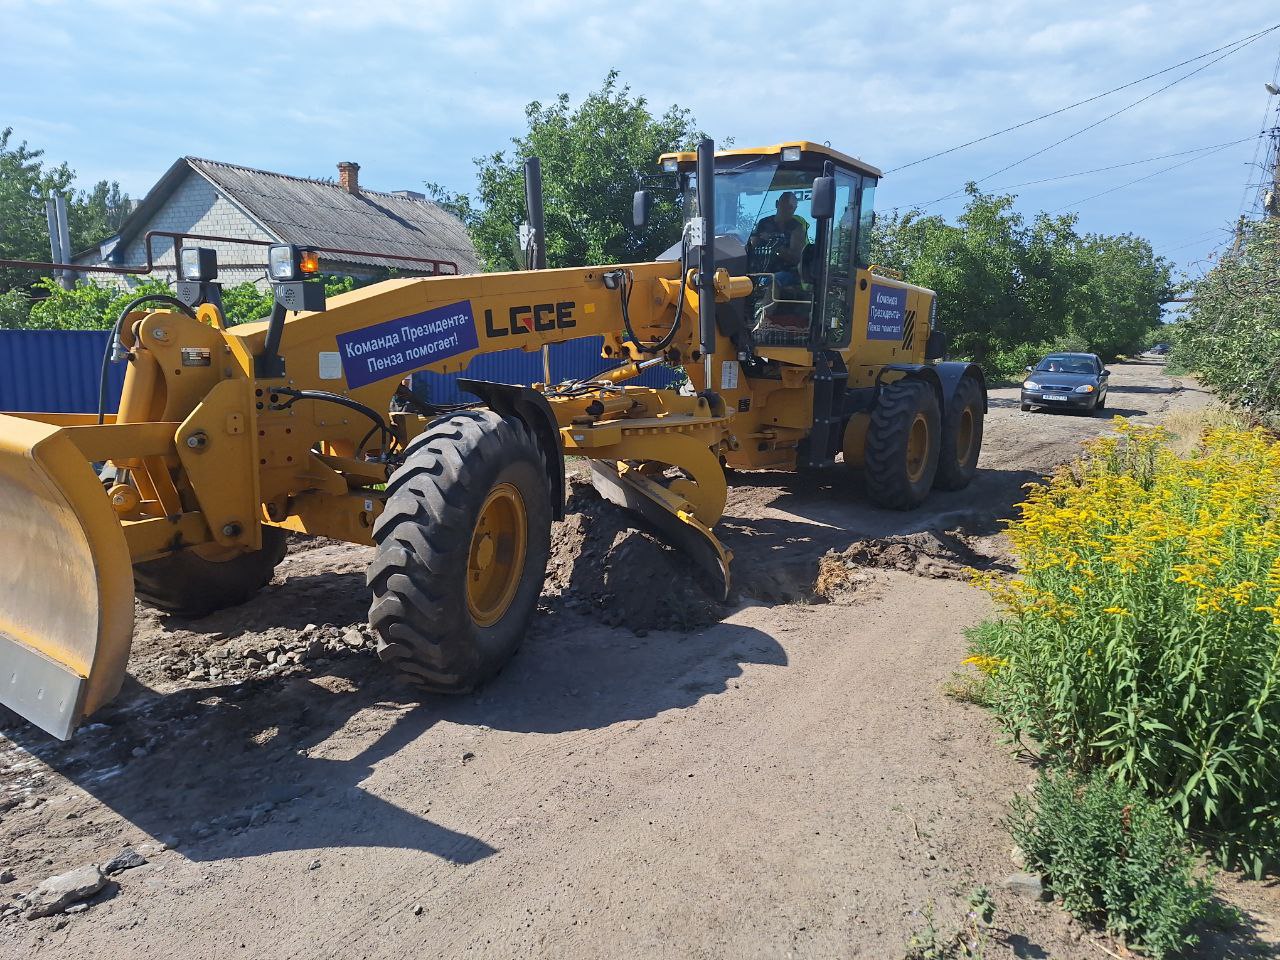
left=1009, top=767, right=1213, bottom=958
left=969, top=422, right=1280, bottom=874
left=1174, top=218, right=1280, bottom=416
left=3, top=274, right=365, bottom=331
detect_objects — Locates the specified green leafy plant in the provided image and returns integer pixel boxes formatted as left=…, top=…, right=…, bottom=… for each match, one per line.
left=439, top=71, right=708, bottom=271
left=904, top=888, right=996, bottom=959
left=970, top=423, right=1280, bottom=874
left=1174, top=218, right=1280, bottom=418
left=871, top=186, right=1173, bottom=369
left=1009, top=767, right=1213, bottom=958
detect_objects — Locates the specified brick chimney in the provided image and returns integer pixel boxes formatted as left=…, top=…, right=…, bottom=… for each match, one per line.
left=337, top=161, right=360, bottom=194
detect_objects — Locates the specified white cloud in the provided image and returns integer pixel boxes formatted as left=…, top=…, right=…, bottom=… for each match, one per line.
left=0, top=0, right=1273, bottom=264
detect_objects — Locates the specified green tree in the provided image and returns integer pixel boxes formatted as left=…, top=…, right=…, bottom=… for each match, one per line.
left=872, top=185, right=1172, bottom=375
left=0, top=127, right=131, bottom=293
left=439, top=72, right=705, bottom=271
left=1175, top=218, right=1280, bottom=415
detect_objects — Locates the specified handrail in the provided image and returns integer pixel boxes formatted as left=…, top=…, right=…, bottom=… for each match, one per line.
left=0, top=229, right=461, bottom=277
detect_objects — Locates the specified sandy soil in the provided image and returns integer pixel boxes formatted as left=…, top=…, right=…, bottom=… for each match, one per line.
left=1, top=359, right=1274, bottom=959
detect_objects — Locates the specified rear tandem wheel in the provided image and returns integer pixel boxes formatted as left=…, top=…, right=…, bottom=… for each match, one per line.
left=863, top=378, right=941, bottom=510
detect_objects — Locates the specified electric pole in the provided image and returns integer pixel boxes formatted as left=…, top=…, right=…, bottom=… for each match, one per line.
left=1266, top=81, right=1280, bottom=219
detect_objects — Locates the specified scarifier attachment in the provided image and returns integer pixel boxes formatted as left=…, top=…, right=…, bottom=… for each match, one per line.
left=0, top=415, right=134, bottom=739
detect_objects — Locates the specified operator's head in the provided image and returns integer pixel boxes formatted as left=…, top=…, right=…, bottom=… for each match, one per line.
left=776, top=191, right=798, bottom=220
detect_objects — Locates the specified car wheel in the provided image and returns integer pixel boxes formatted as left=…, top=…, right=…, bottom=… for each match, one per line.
left=1020, top=402, right=1031, bottom=412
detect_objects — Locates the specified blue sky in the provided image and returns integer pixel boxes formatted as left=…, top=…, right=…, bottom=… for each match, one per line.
left=2, top=0, right=1277, bottom=276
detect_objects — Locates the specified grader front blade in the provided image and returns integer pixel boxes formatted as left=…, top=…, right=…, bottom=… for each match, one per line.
left=0, top=414, right=134, bottom=739
left=589, top=460, right=732, bottom=600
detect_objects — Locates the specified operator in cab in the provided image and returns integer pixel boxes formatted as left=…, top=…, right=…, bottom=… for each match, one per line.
left=750, top=191, right=809, bottom=287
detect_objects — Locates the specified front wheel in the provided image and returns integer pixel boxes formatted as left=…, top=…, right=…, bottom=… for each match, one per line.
left=367, top=410, right=552, bottom=694
left=864, top=379, right=941, bottom=510
left=133, top=527, right=287, bottom=617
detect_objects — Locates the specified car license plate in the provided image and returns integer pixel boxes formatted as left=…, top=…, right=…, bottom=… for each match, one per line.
left=1043, top=394, right=1069, bottom=401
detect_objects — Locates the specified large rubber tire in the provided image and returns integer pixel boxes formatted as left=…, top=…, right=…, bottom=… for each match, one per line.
left=367, top=410, right=552, bottom=695
left=133, top=526, right=287, bottom=617
left=934, top=375, right=984, bottom=491
left=864, top=379, right=941, bottom=510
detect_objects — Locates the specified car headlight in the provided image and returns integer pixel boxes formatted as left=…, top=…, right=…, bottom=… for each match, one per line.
left=1075, top=384, right=1095, bottom=393
left=1023, top=380, right=1041, bottom=390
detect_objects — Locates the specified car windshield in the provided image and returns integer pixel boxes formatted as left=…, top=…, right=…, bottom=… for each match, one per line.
left=1036, top=355, right=1095, bottom=375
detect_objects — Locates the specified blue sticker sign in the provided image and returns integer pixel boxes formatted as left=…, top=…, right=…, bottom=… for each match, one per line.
left=867, top=284, right=908, bottom=341
left=335, top=300, right=479, bottom=388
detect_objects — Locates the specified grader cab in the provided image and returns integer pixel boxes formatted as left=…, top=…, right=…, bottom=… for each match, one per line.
left=0, top=140, right=984, bottom=739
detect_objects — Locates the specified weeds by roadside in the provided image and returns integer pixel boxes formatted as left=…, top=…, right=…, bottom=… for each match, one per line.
left=905, top=888, right=997, bottom=959
left=967, top=420, right=1280, bottom=876
left=1009, top=768, right=1213, bottom=959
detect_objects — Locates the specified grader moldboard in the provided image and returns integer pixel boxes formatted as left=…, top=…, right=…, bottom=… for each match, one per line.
left=0, top=140, right=985, bottom=739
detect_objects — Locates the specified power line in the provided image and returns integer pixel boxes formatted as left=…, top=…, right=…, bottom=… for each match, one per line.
left=917, top=27, right=1275, bottom=208
left=1237, top=43, right=1280, bottom=216
left=1050, top=141, right=1242, bottom=212
left=1152, top=227, right=1234, bottom=256
left=886, top=22, right=1280, bottom=175
left=991, top=136, right=1258, bottom=190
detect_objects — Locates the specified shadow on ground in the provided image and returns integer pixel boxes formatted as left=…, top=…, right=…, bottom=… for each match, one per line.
left=3, top=606, right=785, bottom=867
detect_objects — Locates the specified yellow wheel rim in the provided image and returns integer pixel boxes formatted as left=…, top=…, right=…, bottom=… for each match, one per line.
left=466, top=482, right=527, bottom=628
left=905, top=413, right=929, bottom=483
left=955, top=407, right=974, bottom=466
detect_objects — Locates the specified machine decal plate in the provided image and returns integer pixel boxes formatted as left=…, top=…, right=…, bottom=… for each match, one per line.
left=335, top=300, right=480, bottom=388
left=720, top=360, right=739, bottom=390
left=867, top=284, right=907, bottom=341
left=318, top=351, right=343, bottom=379
left=181, top=347, right=212, bottom=367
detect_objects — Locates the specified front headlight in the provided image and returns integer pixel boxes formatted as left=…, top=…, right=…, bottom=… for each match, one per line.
left=1023, top=380, right=1041, bottom=390
left=268, top=244, right=297, bottom=281
left=179, top=246, right=216, bottom=282
left=1075, top=384, right=1095, bottom=393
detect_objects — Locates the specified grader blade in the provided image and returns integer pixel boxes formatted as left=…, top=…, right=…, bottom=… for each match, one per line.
left=0, top=415, right=134, bottom=739
left=589, top=460, right=732, bottom=600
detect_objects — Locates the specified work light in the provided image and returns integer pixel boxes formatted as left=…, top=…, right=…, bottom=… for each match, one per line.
left=662, top=158, right=679, bottom=172
left=267, top=244, right=321, bottom=281
left=179, top=246, right=217, bottom=282
left=781, top=147, right=802, bottom=162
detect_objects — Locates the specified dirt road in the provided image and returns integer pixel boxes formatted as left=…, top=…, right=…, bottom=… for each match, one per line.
left=2, top=360, right=1270, bottom=958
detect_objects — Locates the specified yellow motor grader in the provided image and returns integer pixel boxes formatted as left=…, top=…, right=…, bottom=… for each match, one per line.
left=0, top=140, right=984, bottom=739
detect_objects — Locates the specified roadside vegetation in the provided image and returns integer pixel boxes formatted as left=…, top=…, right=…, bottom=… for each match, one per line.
left=1172, top=218, right=1280, bottom=420
left=872, top=187, right=1175, bottom=378
left=0, top=274, right=360, bottom=331
left=964, top=417, right=1280, bottom=953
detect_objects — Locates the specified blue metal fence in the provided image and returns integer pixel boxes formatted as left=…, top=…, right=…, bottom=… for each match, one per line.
left=0, top=330, right=680, bottom=414
left=412, top=337, right=680, bottom=403
left=0, top=330, right=124, bottom=414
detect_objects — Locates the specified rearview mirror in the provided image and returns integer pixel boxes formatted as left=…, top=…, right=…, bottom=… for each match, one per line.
left=632, top=189, right=654, bottom=228
left=1025, top=365, right=1034, bottom=373
left=1101, top=369, right=1111, bottom=377
left=811, top=176, right=836, bottom=220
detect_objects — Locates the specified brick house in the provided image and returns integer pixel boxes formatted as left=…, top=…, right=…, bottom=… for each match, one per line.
left=73, top=158, right=480, bottom=289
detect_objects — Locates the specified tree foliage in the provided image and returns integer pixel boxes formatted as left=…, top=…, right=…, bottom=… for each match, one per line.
left=436, top=72, right=705, bottom=271
left=872, top=186, right=1173, bottom=376
left=0, top=128, right=131, bottom=294
left=1174, top=218, right=1280, bottom=416
left=0, top=274, right=363, bottom=331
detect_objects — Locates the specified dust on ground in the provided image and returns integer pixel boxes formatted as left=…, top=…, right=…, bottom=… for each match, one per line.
left=2, top=360, right=1275, bottom=959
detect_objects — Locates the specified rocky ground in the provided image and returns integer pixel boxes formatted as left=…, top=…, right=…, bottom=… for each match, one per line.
left=1, top=359, right=1275, bottom=959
